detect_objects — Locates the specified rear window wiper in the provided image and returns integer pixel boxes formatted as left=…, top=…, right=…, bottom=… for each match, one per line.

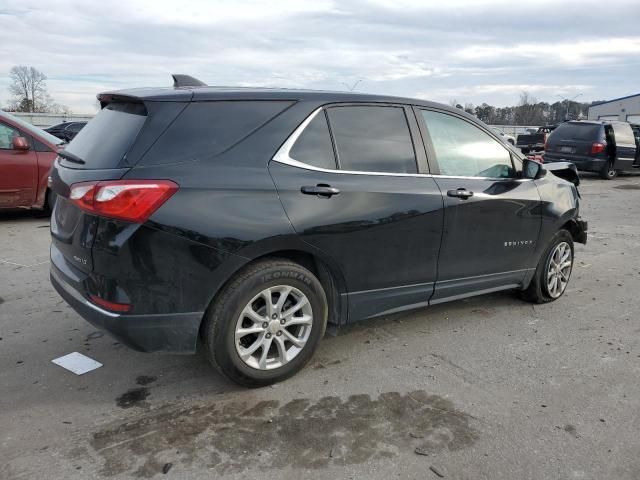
left=58, top=150, right=85, bottom=165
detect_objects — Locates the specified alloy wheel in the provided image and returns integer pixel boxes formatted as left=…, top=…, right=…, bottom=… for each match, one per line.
left=546, top=241, right=572, bottom=298
left=234, top=285, right=313, bottom=370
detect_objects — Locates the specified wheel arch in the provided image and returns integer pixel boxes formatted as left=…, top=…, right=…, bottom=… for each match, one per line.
left=198, top=245, right=348, bottom=342
left=560, top=218, right=587, bottom=245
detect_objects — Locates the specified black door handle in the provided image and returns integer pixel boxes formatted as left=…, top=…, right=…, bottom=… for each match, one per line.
left=301, top=185, right=340, bottom=197
left=447, top=188, right=474, bottom=199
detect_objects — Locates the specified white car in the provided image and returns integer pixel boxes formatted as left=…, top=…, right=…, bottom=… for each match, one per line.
left=491, top=127, right=516, bottom=145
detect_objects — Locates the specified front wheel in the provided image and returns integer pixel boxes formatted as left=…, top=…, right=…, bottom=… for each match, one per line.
left=203, top=259, right=328, bottom=387
left=520, top=230, right=574, bottom=303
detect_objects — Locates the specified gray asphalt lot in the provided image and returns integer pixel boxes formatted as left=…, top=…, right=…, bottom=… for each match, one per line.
left=2, top=174, right=640, bottom=479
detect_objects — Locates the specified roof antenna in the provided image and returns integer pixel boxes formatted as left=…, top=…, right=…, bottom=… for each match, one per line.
left=172, top=74, right=208, bottom=88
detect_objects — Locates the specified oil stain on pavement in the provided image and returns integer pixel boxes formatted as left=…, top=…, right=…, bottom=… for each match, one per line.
left=115, top=388, right=151, bottom=409
left=89, top=390, right=479, bottom=477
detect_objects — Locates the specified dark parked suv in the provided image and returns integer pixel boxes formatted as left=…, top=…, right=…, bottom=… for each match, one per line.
left=50, top=75, right=587, bottom=386
left=44, top=121, right=87, bottom=142
left=544, top=120, right=639, bottom=179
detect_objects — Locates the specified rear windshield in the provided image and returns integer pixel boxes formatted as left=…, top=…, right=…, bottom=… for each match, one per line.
left=551, top=123, right=603, bottom=142
left=62, top=103, right=146, bottom=169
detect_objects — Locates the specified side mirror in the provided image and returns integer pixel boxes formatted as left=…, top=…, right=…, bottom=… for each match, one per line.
left=522, top=158, right=545, bottom=179
left=12, top=136, right=30, bottom=151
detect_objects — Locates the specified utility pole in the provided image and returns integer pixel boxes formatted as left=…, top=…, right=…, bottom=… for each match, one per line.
left=556, top=93, right=583, bottom=120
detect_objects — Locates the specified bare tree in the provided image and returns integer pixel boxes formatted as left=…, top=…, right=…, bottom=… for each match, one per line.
left=7, top=65, right=69, bottom=113
left=515, top=91, right=540, bottom=125
left=464, top=102, right=475, bottom=115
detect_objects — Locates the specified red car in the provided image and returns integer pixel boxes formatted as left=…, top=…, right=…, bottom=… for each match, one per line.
left=0, top=110, right=64, bottom=211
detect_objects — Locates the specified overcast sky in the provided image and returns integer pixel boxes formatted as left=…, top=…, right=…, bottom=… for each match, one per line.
left=1, top=0, right=639, bottom=113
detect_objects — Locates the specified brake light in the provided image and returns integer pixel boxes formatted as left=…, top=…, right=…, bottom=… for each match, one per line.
left=591, top=142, right=606, bottom=154
left=69, top=180, right=178, bottom=223
left=89, top=294, right=131, bottom=313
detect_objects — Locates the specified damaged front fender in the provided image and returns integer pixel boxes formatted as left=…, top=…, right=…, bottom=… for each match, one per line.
left=543, top=161, right=581, bottom=188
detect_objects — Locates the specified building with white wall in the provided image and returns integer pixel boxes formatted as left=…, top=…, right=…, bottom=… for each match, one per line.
left=588, top=94, right=640, bottom=123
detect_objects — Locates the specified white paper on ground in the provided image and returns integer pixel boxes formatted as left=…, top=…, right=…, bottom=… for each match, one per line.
left=52, top=352, right=103, bottom=375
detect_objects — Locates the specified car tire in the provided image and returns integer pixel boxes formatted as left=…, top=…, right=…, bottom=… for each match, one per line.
left=202, top=258, right=328, bottom=387
left=600, top=162, right=617, bottom=180
left=46, top=189, right=57, bottom=213
left=520, top=230, right=574, bottom=304
left=36, top=189, right=56, bottom=217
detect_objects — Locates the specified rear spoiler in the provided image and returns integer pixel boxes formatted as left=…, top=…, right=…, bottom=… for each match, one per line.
left=96, top=93, right=145, bottom=109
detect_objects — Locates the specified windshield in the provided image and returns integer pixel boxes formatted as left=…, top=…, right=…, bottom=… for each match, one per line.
left=0, top=110, right=64, bottom=145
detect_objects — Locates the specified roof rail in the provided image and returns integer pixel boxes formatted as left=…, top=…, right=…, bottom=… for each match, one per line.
left=171, top=74, right=208, bottom=88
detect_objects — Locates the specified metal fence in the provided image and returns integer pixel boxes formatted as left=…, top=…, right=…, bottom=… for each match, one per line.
left=489, top=125, right=540, bottom=136
left=9, top=112, right=95, bottom=128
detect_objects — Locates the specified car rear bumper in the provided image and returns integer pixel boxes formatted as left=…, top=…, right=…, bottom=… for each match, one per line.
left=544, top=154, right=606, bottom=173
left=517, top=143, right=544, bottom=150
left=50, top=264, right=202, bottom=353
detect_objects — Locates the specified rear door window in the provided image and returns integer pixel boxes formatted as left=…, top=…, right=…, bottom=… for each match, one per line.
left=289, top=111, right=336, bottom=169
left=326, top=106, right=417, bottom=173
left=62, top=102, right=147, bottom=169
left=421, top=110, right=513, bottom=178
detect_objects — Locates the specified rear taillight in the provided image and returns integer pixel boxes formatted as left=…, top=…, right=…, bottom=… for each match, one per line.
left=591, top=142, right=606, bottom=154
left=69, top=180, right=178, bottom=223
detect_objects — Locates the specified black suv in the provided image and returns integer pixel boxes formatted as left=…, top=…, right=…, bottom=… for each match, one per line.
left=544, top=120, right=639, bottom=179
left=45, top=121, right=87, bottom=142
left=50, top=75, right=587, bottom=386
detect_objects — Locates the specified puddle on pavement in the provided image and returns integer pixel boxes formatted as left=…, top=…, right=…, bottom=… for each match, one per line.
left=614, top=184, right=640, bottom=190
left=88, top=390, right=479, bottom=477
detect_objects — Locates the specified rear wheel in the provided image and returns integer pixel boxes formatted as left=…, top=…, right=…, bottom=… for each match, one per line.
left=203, top=259, right=327, bottom=387
left=600, top=162, right=617, bottom=180
left=520, top=230, right=574, bottom=303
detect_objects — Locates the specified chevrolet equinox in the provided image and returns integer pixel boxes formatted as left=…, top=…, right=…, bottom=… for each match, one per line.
left=50, top=75, right=587, bottom=386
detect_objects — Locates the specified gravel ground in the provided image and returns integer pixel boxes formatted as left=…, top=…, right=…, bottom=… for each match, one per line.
left=1, top=173, right=640, bottom=480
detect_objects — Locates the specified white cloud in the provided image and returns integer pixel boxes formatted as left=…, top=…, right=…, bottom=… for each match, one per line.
left=0, top=0, right=639, bottom=111
left=456, top=38, right=640, bottom=66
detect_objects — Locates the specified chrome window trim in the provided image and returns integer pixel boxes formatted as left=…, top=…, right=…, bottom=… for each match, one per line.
left=271, top=107, right=530, bottom=181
